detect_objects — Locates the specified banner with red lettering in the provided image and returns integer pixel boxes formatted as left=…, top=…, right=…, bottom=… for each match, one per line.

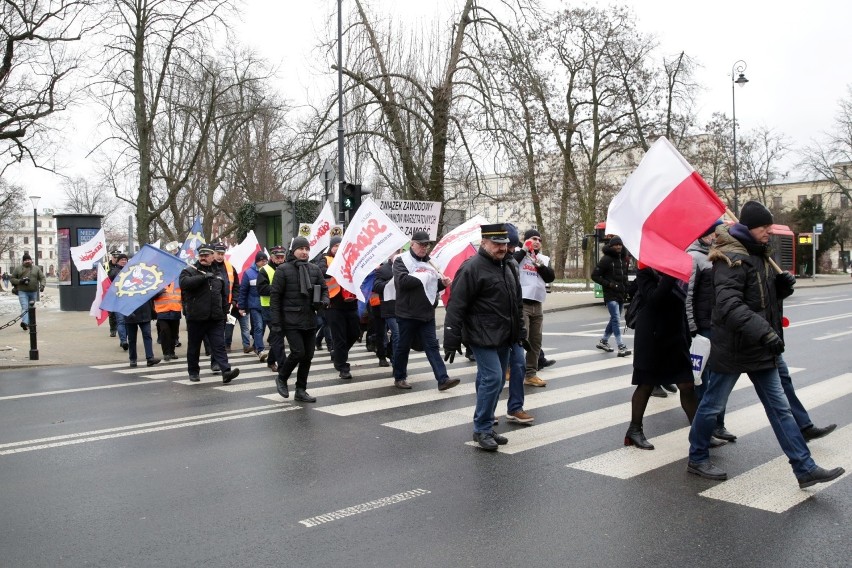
left=327, top=197, right=409, bottom=302
left=306, top=200, right=336, bottom=259
left=429, top=215, right=488, bottom=273
left=70, top=228, right=107, bottom=274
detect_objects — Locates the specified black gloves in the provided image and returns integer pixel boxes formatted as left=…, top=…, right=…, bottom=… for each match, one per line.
left=443, top=346, right=462, bottom=363
left=776, top=271, right=796, bottom=290
left=205, top=272, right=214, bottom=279
left=762, top=331, right=785, bottom=355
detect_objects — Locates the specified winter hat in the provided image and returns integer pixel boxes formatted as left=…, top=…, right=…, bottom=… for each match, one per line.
left=269, top=246, right=286, bottom=257
left=255, top=251, right=268, bottom=262
left=212, top=242, right=227, bottom=252
left=608, top=236, right=623, bottom=246
left=739, top=201, right=773, bottom=229
left=116, top=253, right=129, bottom=261
left=22, top=252, right=32, bottom=261
left=506, top=223, right=520, bottom=247
left=523, top=229, right=541, bottom=241
left=699, top=220, right=724, bottom=239
left=329, top=236, right=342, bottom=248
left=411, top=231, right=434, bottom=244
left=291, top=236, right=310, bottom=251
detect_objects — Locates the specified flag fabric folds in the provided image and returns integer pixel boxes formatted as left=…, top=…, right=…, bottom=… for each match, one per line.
left=606, top=137, right=726, bottom=281
left=440, top=243, right=477, bottom=307
left=307, top=201, right=336, bottom=259
left=224, top=230, right=261, bottom=277
left=179, top=217, right=205, bottom=264
left=100, top=245, right=189, bottom=316
left=89, top=263, right=111, bottom=325
left=430, top=215, right=488, bottom=273
left=70, top=228, right=107, bottom=273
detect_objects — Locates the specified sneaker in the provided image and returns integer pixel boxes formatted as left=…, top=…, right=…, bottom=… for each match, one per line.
left=651, top=386, right=668, bottom=398
left=797, top=466, right=845, bottom=489
left=129, top=361, right=137, bottom=368
left=438, top=378, right=460, bottom=391
left=188, top=374, right=200, bottom=382
left=523, top=376, right=547, bottom=387
left=596, top=339, right=613, bottom=353
left=617, top=345, right=632, bottom=357
left=258, top=351, right=269, bottom=362
left=211, top=362, right=221, bottom=373
left=339, top=370, right=353, bottom=380
left=394, top=380, right=412, bottom=390
left=506, top=410, right=535, bottom=424
left=146, top=358, right=161, bottom=367
left=539, top=358, right=556, bottom=369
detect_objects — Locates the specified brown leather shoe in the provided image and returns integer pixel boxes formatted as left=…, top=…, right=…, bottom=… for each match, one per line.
left=523, top=376, right=547, bottom=387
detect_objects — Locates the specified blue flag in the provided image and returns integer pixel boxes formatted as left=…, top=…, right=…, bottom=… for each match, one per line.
left=179, top=217, right=205, bottom=264
left=101, top=245, right=188, bottom=316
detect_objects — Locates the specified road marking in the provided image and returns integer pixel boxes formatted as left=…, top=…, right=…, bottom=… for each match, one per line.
left=0, top=380, right=166, bottom=401
left=315, top=357, right=632, bottom=416
left=298, top=489, right=430, bottom=528
left=813, top=329, right=852, bottom=341
left=566, top=373, right=852, bottom=478
left=0, top=404, right=298, bottom=455
left=787, top=313, right=852, bottom=328
left=785, top=297, right=851, bottom=308
left=699, top=425, right=851, bottom=513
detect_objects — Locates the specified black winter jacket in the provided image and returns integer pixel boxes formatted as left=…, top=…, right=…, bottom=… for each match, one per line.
left=444, top=248, right=524, bottom=349
left=268, top=256, right=328, bottom=330
left=372, top=260, right=396, bottom=319
left=707, top=224, right=794, bottom=373
left=179, top=262, right=228, bottom=321
left=632, top=268, right=692, bottom=375
left=591, top=244, right=629, bottom=303
left=124, top=299, right=153, bottom=324
left=393, top=250, right=447, bottom=321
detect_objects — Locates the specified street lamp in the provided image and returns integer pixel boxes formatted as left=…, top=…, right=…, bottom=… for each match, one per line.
left=29, top=195, right=41, bottom=274
left=731, top=60, right=749, bottom=215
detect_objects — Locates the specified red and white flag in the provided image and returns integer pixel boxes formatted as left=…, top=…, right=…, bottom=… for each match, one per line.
left=440, top=243, right=477, bottom=307
left=430, top=214, right=488, bottom=273
left=606, top=137, right=726, bottom=281
left=327, top=197, right=409, bottom=302
left=89, top=263, right=111, bottom=326
left=224, top=230, right=261, bottom=277
left=70, top=228, right=107, bottom=273
left=307, top=201, right=336, bottom=259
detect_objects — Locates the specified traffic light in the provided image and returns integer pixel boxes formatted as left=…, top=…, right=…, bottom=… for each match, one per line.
left=339, top=182, right=370, bottom=215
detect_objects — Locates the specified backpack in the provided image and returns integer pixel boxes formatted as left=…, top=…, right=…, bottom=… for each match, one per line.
left=623, top=286, right=643, bottom=329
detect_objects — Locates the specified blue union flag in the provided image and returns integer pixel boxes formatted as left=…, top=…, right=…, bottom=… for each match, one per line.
left=179, top=217, right=205, bottom=264
left=100, top=245, right=188, bottom=316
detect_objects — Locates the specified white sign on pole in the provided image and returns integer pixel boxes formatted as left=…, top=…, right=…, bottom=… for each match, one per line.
left=814, top=223, right=823, bottom=234
left=377, top=200, right=442, bottom=240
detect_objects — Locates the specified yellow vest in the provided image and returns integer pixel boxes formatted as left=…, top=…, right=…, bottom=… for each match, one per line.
left=259, top=264, right=275, bottom=307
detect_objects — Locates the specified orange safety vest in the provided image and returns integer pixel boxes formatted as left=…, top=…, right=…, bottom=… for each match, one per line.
left=325, top=255, right=356, bottom=301
left=369, top=292, right=381, bottom=307
left=154, top=283, right=182, bottom=313
left=222, top=259, right=236, bottom=304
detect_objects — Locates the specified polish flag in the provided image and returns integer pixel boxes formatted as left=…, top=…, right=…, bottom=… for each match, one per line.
left=606, top=137, right=726, bottom=281
left=89, top=263, right=111, bottom=326
left=224, top=230, right=261, bottom=277
left=441, top=243, right=477, bottom=307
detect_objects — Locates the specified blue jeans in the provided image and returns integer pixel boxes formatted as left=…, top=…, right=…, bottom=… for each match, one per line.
left=688, top=367, right=816, bottom=477
left=125, top=321, right=154, bottom=363
left=17, top=291, right=38, bottom=325
left=693, top=329, right=725, bottom=429
left=507, top=342, right=526, bottom=414
left=225, top=312, right=250, bottom=349
left=385, top=316, right=399, bottom=365
left=115, top=312, right=127, bottom=344
left=394, top=317, right=449, bottom=384
left=472, top=345, right=510, bottom=433
left=601, top=300, right=623, bottom=346
left=778, top=355, right=813, bottom=431
left=249, top=308, right=265, bottom=353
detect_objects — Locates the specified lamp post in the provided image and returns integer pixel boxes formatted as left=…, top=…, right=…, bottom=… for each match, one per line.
left=337, top=0, right=346, bottom=224
left=29, top=195, right=41, bottom=273
left=731, top=60, right=749, bottom=215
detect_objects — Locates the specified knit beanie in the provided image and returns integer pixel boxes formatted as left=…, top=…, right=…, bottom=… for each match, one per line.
left=523, top=229, right=541, bottom=241
left=291, top=236, right=310, bottom=251
left=608, top=236, right=623, bottom=246
left=22, top=252, right=32, bottom=261
left=739, top=201, right=773, bottom=229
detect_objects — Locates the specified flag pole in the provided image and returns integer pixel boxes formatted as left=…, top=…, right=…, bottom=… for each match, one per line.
left=725, top=208, right=782, bottom=274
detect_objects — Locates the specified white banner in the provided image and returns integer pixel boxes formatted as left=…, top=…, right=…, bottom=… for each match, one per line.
left=70, top=228, right=107, bottom=273
left=302, top=201, right=336, bottom=259
left=430, top=215, right=488, bottom=273
left=327, top=197, right=409, bottom=302
left=377, top=200, right=442, bottom=240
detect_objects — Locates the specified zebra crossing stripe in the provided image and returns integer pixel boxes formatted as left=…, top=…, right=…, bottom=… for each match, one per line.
left=699, top=424, right=851, bottom=513
left=313, top=357, right=633, bottom=416
left=566, top=373, right=851, bottom=479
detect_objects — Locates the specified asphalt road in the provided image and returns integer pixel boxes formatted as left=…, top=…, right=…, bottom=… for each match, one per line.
left=1, top=286, right=850, bottom=567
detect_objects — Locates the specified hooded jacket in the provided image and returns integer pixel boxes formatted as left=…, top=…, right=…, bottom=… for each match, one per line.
left=686, top=238, right=715, bottom=333
left=591, top=242, right=629, bottom=303
left=707, top=224, right=794, bottom=373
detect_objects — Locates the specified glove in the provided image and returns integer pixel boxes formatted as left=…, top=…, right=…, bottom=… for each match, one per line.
left=39, top=286, right=45, bottom=293
left=520, top=338, right=532, bottom=351
left=205, top=272, right=215, bottom=279
left=776, top=272, right=796, bottom=290
left=690, top=329, right=697, bottom=338
left=443, top=346, right=462, bottom=363
left=762, top=331, right=785, bottom=355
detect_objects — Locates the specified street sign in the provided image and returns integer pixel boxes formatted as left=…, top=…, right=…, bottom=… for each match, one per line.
left=319, top=158, right=336, bottom=185
left=815, top=223, right=823, bottom=234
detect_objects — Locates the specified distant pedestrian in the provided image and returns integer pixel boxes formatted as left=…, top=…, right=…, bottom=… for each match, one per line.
left=153, top=281, right=182, bottom=361
left=591, top=236, right=631, bottom=357
left=10, top=253, right=46, bottom=331
left=123, top=299, right=161, bottom=368
left=108, top=254, right=129, bottom=349
left=238, top=251, right=269, bottom=357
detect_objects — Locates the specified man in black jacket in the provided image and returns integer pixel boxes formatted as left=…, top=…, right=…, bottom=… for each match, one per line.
left=687, top=201, right=844, bottom=488
left=392, top=231, right=457, bottom=391
left=444, top=224, right=525, bottom=451
left=269, top=237, right=328, bottom=402
left=591, top=236, right=631, bottom=357
left=179, top=244, right=240, bottom=384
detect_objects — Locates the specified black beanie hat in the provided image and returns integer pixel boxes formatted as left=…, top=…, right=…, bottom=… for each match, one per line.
left=739, top=201, right=773, bottom=229
left=523, top=229, right=541, bottom=241
left=329, top=236, right=342, bottom=248
left=608, top=236, right=623, bottom=246
left=291, top=236, right=310, bottom=251
left=22, top=252, right=32, bottom=261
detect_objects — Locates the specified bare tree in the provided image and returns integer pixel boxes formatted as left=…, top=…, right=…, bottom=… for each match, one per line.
left=0, top=178, right=25, bottom=263
left=738, top=125, right=791, bottom=206
left=801, top=86, right=852, bottom=201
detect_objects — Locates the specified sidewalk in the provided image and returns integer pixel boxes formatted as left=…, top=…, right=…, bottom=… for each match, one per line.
left=1, top=275, right=849, bottom=370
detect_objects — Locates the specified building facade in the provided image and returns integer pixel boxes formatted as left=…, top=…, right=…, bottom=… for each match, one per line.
left=1, top=210, right=59, bottom=278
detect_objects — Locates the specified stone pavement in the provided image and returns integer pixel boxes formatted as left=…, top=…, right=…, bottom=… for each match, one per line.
left=1, top=275, right=849, bottom=370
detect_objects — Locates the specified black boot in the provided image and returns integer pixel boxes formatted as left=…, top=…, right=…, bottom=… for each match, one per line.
left=275, top=375, right=289, bottom=399
left=624, top=423, right=655, bottom=450
left=294, top=388, right=316, bottom=403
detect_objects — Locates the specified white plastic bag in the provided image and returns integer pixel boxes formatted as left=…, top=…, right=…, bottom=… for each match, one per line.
left=690, top=335, right=711, bottom=385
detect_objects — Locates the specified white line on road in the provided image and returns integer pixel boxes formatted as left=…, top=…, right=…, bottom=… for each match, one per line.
left=0, top=403, right=298, bottom=455
left=787, top=313, right=852, bottom=328
left=298, top=489, right=431, bottom=528
left=0, top=380, right=166, bottom=401
left=813, top=329, right=852, bottom=341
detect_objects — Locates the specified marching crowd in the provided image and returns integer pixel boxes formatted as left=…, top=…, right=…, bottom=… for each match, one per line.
left=91, top=200, right=843, bottom=489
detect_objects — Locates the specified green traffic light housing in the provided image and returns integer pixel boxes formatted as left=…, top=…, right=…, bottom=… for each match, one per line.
left=339, top=182, right=370, bottom=214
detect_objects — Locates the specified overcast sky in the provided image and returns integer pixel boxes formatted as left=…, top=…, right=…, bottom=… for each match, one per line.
left=11, top=0, right=851, bottom=210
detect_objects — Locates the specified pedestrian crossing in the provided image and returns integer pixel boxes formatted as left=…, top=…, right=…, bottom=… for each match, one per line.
left=89, top=345, right=850, bottom=512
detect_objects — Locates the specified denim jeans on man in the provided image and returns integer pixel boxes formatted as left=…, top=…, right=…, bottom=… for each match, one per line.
left=225, top=312, right=251, bottom=349
left=472, top=345, right=510, bottom=433
left=601, top=300, right=624, bottom=346
left=115, top=312, right=128, bottom=345
left=506, top=342, right=526, bottom=415
left=394, top=317, right=449, bottom=385
left=688, top=367, right=816, bottom=477
left=249, top=308, right=265, bottom=353
left=778, top=355, right=814, bottom=431
left=384, top=316, right=399, bottom=365
left=17, top=290, right=38, bottom=326
left=125, top=321, right=155, bottom=363
left=693, top=328, right=725, bottom=429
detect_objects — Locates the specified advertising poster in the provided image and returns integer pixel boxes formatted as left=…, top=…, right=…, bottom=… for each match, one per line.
left=57, top=228, right=72, bottom=285
left=76, top=228, right=100, bottom=285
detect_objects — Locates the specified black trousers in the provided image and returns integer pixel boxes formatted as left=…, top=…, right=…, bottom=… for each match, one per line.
left=157, top=319, right=180, bottom=357
left=187, top=319, right=230, bottom=375
left=279, top=328, right=317, bottom=390
left=109, top=311, right=117, bottom=333
left=370, top=305, right=387, bottom=359
left=325, top=308, right=359, bottom=372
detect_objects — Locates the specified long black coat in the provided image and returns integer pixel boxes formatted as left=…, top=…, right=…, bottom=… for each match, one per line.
left=268, top=256, right=329, bottom=330
left=632, top=268, right=692, bottom=380
left=592, top=244, right=629, bottom=303
left=179, top=262, right=228, bottom=321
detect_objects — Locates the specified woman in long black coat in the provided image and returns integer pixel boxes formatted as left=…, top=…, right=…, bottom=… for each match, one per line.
left=625, top=266, right=698, bottom=449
